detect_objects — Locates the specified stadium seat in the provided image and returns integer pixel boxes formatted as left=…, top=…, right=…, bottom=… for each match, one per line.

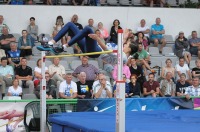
left=27, top=60, right=37, bottom=70
left=132, top=0, right=143, bottom=6
left=64, top=47, right=74, bottom=54
left=190, top=60, right=196, bottom=69
left=119, top=0, right=132, bottom=5
left=149, top=47, right=162, bottom=56
left=32, top=46, right=41, bottom=56
left=179, top=0, right=187, bottom=4
left=162, top=47, right=176, bottom=56
left=107, top=0, right=118, bottom=5
left=22, top=94, right=37, bottom=99
left=60, top=0, right=69, bottom=5
left=164, top=34, right=174, bottom=44
left=167, top=0, right=179, bottom=7
left=3, top=96, right=21, bottom=100
left=59, top=60, right=73, bottom=72
left=12, top=33, right=21, bottom=42
left=100, top=0, right=108, bottom=5
left=70, top=60, right=81, bottom=70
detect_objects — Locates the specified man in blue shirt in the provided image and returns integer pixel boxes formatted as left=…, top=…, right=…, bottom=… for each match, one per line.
left=150, top=17, right=166, bottom=53
left=0, top=57, right=14, bottom=98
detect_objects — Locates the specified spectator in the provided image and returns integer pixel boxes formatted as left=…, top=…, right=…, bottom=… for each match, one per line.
left=150, top=17, right=166, bottom=53
left=113, top=74, right=130, bottom=98
left=136, top=19, right=150, bottom=41
left=129, top=57, right=145, bottom=92
left=15, top=57, right=34, bottom=94
left=160, top=58, right=175, bottom=81
left=52, top=16, right=64, bottom=39
left=35, top=72, right=57, bottom=99
left=175, top=31, right=191, bottom=65
left=7, top=0, right=24, bottom=4
left=189, top=31, right=200, bottom=59
left=73, top=56, right=99, bottom=85
left=7, top=79, right=22, bottom=97
left=176, top=73, right=190, bottom=97
left=18, top=30, right=34, bottom=60
left=0, top=49, right=6, bottom=64
left=95, top=29, right=105, bottom=44
left=49, top=57, right=65, bottom=88
left=160, top=72, right=175, bottom=97
left=0, top=57, right=14, bottom=98
left=143, top=73, right=160, bottom=97
left=127, top=29, right=135, bottom=43
left=135, top=32, right=148, bottom=50
left=112, top=59, right=131, bottom=81
left=7, top=42, right=22, bottom=68
left=85, top=18, right=96, bottom=33
left=185, top=77, right=200, bottom=100
left=175, top=57, right=192, bottom=84
left=76, top=72, right=93, bottom=99
left=71, top=0, right=84, bottom=6
left=59, top=73, right=77, bottom=99
left=128, top=74, right=141, bottom=98
left=0, top=27, right=16, bottom=54
left=27, top=17, right=38, bottom=41
left=192, top=59, right=200, bottom=78
left=132, top=43, right=153, bottom=75
left=110, top=19, right=122, bottom=44
left=145, top=0, right=165, bottom=7
left=92, top=73, right=112, bottom=98
left=0, top=15, right=9, bottom=36
left=97, top=22, right=109, bottom=41
left=33, top=59, right=48, bottom=88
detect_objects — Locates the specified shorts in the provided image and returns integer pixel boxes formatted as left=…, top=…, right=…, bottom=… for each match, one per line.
left=21, top=49, right=32, bottom=57
left=182, top=51, right=190, bottom=56
left=150, top=38, right=163, bottom=44
left=189, top=47, right=198, bottom=55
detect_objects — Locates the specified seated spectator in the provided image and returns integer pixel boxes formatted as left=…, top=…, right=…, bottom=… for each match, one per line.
left=71, top=0, right=84, bottom=6
left=175, top=31, right=191, bottom=65
left=7, top=0, right=24, bottom=4
left=0, top=57, right=14, bottom=98
left=113, top=74, right=130, bottom=98
left=135, top=32, right=148, bottom=50
left=18, top=30, right=34, bottom=60
left=160, top=72, right=175, bottom=97
left=185, top=77, right=200, bottom=100
left=0, top=15, right=9, bottom=36
left=192, top=59, right=200, bottom=78
left=97, top=22, right=109, bottom=41
left=129, top=57, right=145, bottom=92
left=143, top=73, right=160, bottom=97
left=160, top=58, right=175, bottom=81
left=52, top=16, right=64, bottom=39
left=7, top=79, right=22, bottom=97
left=73, top=56, right=99, bottom=85
left=49, top=57, right=65, bottom=88
left=175, top=57, right=192, bottom=84
left=33, top=59, right=48, bottom=88
left=0, top=27, right=16, bottom=54
left=136, top=19, right=150, bottom=43
left=112, top=59, right=131, bottom=82
left=76, top=72, right=93, bottom=99
left=85, top=18, right=96, bottom=33
left=132, top=43, right=153, bottom=75
left=0, top=49, right=6, bottom=64
left=92, top=73, right=112, bottom=98
left=27, top=17, right=38, bottom=41
left=145, top=0, right=165, bottom=7
left=7, top=42, right=22, bottom=67
left=150, top=17, right=166, bottom=53
left=95, top=29, right=105, bottom=44
left=15, top=57, right=34, bottom=94
left=127, top=29, right=135, bottom=43
left=59, top=73, right=77, bottom=99
left=189, top=31, right=200, bottom=59
left=128, top=74, right=141, bottom=98
left=110, top=19, right=122, bottom=44
left=176, top=73, right=190, bottom=97
left=35, top=72, right=57, bottom=99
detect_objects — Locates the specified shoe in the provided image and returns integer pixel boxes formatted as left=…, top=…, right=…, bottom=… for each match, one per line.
left=37, top=44, right=64, bottom=55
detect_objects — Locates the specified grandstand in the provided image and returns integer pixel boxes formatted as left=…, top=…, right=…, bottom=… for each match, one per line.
left=0, top=3, right=200, bottom=132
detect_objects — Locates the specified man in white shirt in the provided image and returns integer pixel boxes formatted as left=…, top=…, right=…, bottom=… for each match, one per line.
left=92, top=74, right=112, bottom=98
left=59, top=73, right=77, bottom=99
left=137, top=19, right=150, bottom=38
left=0, top=57, right=14, bottom=97
left=175, top=57, right=192, bottom=84
left=185, top=77, right=200, bottom=100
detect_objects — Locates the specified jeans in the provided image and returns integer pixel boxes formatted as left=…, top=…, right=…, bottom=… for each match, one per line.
left=54, top=22, right=102, bottom=58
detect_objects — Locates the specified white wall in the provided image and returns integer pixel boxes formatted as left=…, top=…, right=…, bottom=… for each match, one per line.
left=1, top=5, right=200, bottom=39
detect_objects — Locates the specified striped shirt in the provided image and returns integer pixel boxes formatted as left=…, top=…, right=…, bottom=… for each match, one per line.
left=185, top=85, right=200, bottom=96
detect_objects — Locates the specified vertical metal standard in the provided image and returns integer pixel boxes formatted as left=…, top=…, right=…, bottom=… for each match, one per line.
left=116, top=29, right=125, bottom=132
left=41, top=51, right=46, bottom=132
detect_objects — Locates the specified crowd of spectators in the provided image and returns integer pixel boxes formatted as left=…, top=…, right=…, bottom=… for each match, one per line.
left=0, top=14, right=200, bottom=100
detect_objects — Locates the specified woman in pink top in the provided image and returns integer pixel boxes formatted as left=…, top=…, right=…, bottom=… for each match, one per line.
left=112, top=62, right=131, bottom=81
left=97, top=22, right=109, bottom=40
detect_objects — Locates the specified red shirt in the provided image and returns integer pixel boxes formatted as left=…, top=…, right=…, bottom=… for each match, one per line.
left=143, top=81, right=159, bottom=92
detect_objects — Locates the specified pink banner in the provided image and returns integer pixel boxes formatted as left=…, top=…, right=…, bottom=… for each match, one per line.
left=193, top=98, right=200, bottom=110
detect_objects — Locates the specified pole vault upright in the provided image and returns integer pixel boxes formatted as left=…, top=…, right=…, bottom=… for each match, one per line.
left=116, top=29, right=125, bottom=132
left=41, top=51, right=46, bottom=132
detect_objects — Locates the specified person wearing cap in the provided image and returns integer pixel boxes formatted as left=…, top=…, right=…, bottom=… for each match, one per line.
left=175, top=31, right=191, bottom=65
left=189, top=31, right=200, bottom=59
